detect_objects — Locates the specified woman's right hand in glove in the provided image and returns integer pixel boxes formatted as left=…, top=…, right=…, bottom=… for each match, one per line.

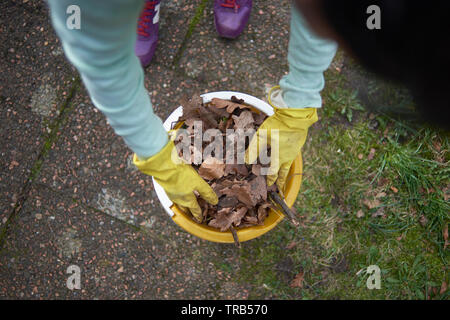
left=133, top=140, right=218, bottom=222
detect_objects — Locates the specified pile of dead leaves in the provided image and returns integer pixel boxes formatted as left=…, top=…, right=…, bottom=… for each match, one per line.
left=174, top=95, right=277, bottom=234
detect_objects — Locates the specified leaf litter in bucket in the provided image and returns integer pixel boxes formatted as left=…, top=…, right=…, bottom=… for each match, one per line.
left=175, top=95, right=295, bottom=246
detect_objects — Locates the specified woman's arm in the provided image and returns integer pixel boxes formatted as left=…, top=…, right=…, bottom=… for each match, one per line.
left=47, top=0, right=168, bottom=159
left=277, top=5, right=337, bottom=109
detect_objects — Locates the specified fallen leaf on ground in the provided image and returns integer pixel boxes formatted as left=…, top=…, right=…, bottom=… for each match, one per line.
left=290, top=271, right=305, bottom=288
left=375, top=192, right=387, bottom=198
left=390, top=186, right=399, bottom=193
left=356, top=210, right=364, bottom=218
left=367, top=148, right=376, bottom=160
left=286, top=241, right=297, bottom=250
left=363, top=199, right=381, bottom=209
left=419, top=215, right=428, bottom=227
left=371, top=208, right=385, bottom=218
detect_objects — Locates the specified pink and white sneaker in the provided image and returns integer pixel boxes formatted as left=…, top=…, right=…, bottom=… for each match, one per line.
left=214, top=0, right=252, bottom=39
left=135, top=0, right=161, bottom=67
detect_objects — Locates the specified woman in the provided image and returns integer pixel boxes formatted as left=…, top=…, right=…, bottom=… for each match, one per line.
left=47, top=0, right=448, bottom=220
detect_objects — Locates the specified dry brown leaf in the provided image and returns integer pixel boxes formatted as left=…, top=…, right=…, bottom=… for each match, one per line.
left=208, top=207, right=248, bottom=231
left=257, top=203, right=271, bottom=222
left=198, top=157, right=225, bottom=180
left=232, top=110, right=254, bottom=129
left=290, top=271, right=304, bottom=288
left=180, top=96, right=201, bottom=119
left=218, top=196, right=239, bottom=208
left=224, top=164, right=249, bottom=177
left=221, top=180, right=260, bottom=207
left=198, top=105, right=219, bottom=128
left=211, top=182, right=228, bottom=197
left=254, top=112, right=266, bottom=125
left=286, top=242, right=297, bottom=250
left=356, top=210, right=364, bottom=218
left=229, top=207, right=248, bottom=227
left=419, top=215, right=428, bottom=227
left=243, top=215, right=259, bottom=225
left=375, top=192, right=387, bottom=198
left=390, top=186, right=399, bottom=193
left=363, top=199, right=381, bottom=209
left=372, top=208, right=385, bottom=218
left=250, top=175, right=267, bottom=203
left=184, top=117, right=202, bottom=132
left=208, top=208, right=233, bottom=231
left=251, top=164, right=262, bottom=176
left=207, top=104, right=229, bottom=118
left=367, top=148, right=376, bottom=160
left=211, top=98, right=249, bottom=113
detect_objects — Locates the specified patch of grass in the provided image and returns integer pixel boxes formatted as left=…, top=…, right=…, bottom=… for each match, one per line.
left=236, top=60, right=449, bottom=300
left=328, top=88, right=365, bottom=123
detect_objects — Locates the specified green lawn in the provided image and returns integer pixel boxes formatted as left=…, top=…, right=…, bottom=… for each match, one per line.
left=236, top=53, right=449, bottom=300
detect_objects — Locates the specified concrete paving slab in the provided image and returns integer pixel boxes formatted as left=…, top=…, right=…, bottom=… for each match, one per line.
left=0, top=183, right=251, bottom=299
left=0, top=0, right=77, bottom=224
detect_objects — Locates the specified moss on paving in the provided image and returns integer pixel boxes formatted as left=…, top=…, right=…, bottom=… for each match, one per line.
left=172, top=0, right=209, bottom=67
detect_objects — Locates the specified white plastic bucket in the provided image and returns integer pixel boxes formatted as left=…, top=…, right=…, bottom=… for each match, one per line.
left=152, top=91, right=303, bottom=243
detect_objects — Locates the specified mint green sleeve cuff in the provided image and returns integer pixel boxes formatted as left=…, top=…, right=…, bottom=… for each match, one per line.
left=279, top=6, right=337, bottom=109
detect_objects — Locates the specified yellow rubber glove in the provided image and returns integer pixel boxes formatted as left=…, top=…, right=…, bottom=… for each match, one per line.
left=246, top=106, right=318, bottom=193
left=133, top=140, right=218, bottom=222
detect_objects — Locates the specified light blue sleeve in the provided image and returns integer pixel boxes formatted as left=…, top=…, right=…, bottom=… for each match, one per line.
left=279, top=6, right=338, bottom=109
left=47, top=0, right=168, bottom=159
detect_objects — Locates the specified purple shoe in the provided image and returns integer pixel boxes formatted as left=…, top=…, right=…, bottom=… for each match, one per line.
left=135, top=0, right=161, bottom=67
left=214, top=0, right=252, bottom=39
